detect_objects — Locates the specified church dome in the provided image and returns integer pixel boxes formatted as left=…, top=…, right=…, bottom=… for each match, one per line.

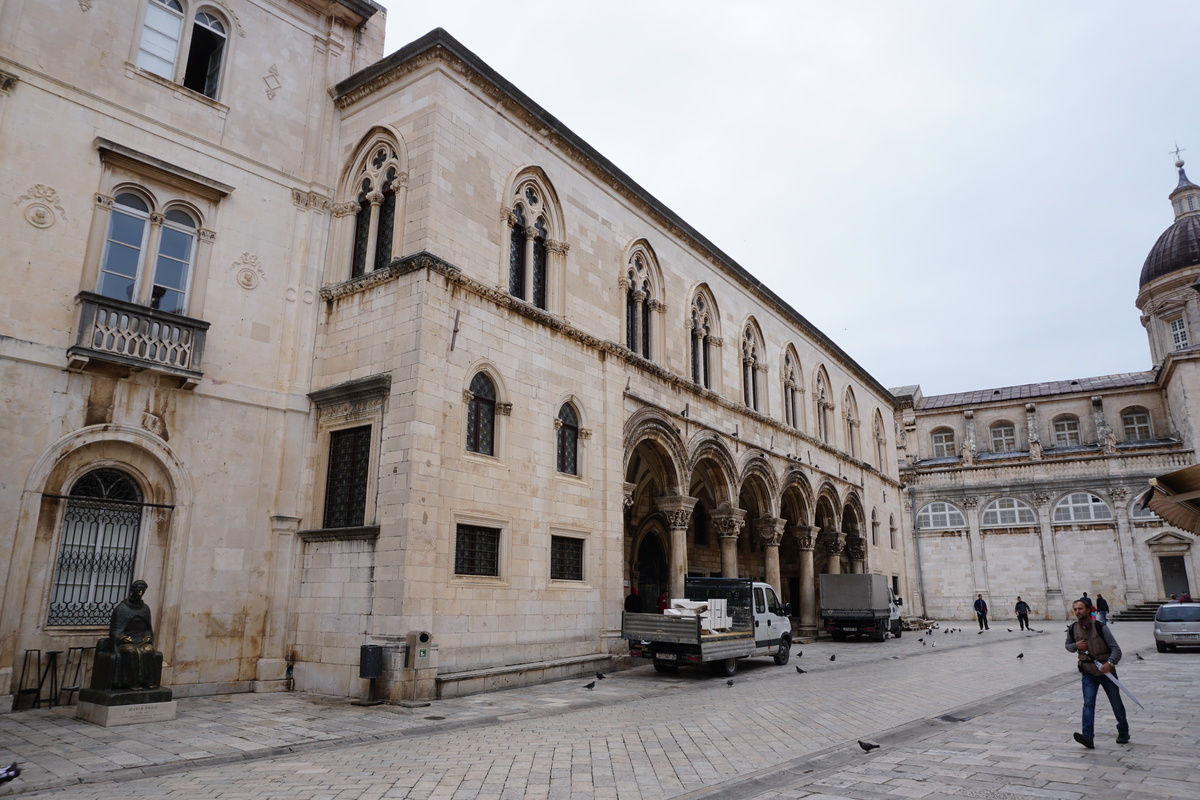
left=1140, top=159, right=1200, bottom=287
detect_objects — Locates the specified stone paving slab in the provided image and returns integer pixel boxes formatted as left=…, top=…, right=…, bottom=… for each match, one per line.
left=0, top=622, right=1188, bottom=799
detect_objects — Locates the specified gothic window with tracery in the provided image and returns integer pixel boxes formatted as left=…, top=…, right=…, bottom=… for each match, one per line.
left=815, top=371, right=832, bottom=443
left=625, top=254, right=653, bottom=359
left=843, top=389, right=859, bottom=458
left=783, top=351, right=801, bottom=428
left=742, top=326, right=761, bottom=410
left=349, top=143, right=403, bottom=278
left=466, top=372, right=498, bottom=456
left=508, top=184, right=551, bottom=309
left=690, top=293, right=716, bottom=388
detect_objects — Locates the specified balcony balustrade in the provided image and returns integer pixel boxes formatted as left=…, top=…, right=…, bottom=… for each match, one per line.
left=67, top=292, right=209, bottom=388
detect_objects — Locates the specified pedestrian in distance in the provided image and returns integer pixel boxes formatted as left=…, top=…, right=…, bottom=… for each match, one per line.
left=1014, top=597, right=1032, bottom=631
left=624, top=586, right=642, bottom=613
left=974, top=594, right=989, bottom=630
left=656, top=591, right=670, bottom=614
left=1094, top=594, right=1109, bottom=625
left=1066, top=599, right=1130, bottom=748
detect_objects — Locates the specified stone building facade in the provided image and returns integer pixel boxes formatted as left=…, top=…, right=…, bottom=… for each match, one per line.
left=0, top=1, right=904, bottom=710
left=894, top=162, right=1200, bottom=621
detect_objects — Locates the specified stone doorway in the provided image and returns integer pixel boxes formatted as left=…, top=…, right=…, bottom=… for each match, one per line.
left=1161, top=555, right=1191, bottom=598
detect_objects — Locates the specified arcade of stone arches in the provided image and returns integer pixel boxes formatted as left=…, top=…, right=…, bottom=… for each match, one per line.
left=624, top=410, right=872, bottom=637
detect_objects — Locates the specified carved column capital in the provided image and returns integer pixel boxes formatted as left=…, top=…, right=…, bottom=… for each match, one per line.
left=546, top=240, right=570, bottom=255
left=496, top=402, right=513, bottom=416
left=845, top=535, right=866, bottom=561
left=656, top=496, right=697, bottom=529
left=753, top=517, right=786, bottom=547
left=711, top=507, right=747, bottom=540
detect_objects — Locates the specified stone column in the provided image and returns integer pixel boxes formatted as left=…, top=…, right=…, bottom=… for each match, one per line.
left=1033, top=491, right=1064, bottom=617
left=792, top=525, right=819, bottom=637
left=631, top=289, right=646, bottom=353
left=822, top=530, right=845, bottom=574
left=845, top=535, right=866, bottom=574
left=712, top=507, right=747, bottom=578
left=389, top=172, right=409, bottom=258
left=655, top=496, right=697, bottom=600
left=753, top=517, right=786, bottom=593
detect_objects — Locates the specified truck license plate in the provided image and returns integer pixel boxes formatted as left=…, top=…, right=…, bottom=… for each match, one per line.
left=1178, top=634, right=1199, bottom=640
left=657, top=653, right=676, bottom=660
left=843, top=627, right=857, bottom=632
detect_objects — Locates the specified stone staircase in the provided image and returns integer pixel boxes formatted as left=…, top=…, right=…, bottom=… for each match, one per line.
left=1109, top=601, right=1163, bottom=622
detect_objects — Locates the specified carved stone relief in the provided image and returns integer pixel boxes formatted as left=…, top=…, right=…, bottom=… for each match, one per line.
left=16, top=185, right=66, bottom=228
left=264, top=65, right=282, bottom=100
left=229, top=252, right=266, bottom=290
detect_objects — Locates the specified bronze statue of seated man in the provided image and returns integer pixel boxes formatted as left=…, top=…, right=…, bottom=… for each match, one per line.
left=90, top=580, right=164, bottom=692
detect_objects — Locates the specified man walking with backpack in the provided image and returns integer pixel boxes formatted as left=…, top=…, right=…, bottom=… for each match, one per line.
left=1066, top=599, right=1130, bottom=748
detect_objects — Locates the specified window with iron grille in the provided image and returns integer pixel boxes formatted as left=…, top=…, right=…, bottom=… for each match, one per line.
left=48, top=469, right=143, bottom=626
left=466, top=373, right=497, bottom=455
left=323, top=425, right=372, bottom=528
left=550, top=535, right=584, bottom=581
left=556, top=403, right=579, bottom=475
left=455, top=524, right=500, bottom=576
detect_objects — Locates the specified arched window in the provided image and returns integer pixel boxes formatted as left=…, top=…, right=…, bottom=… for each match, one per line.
left=990, top=422, right=1017, bottom=453
left=915, top=501, right=966, bottom=530
left=815, top=370, right=832, bottom=443
left=930, top=427, right=956, bottom=459
left=1052, top=492, right=1113, bottom=523
left=137, top=1, right=229, bottom=100
left=624, top=253, right=654, bottom=359
left=981, top=498, right=1037, bottom=527
left=690, top=291, right=717, bottom=388
left=889, top=515, right=897, bottom=549
left=1053, top=415, right=1081, bottom=447
left=48, top=469, right=143, bottom=626
left=870, top=510, right=879, bottom=546
left=873, top=411, right=887, bottom=470
left=466, top=373, right=497, bottom=456
left=556, top=402, right=579, bottom=475
left=843, top=388, right=859, bottom=459
left=1121, top=407, right=1152, bottom=442
left=741, top=324, right=763, bottom=411
left=349, top=142, right=404, bottom=278
left=783, top=350, right=801, bottom=429
left=508, top=180, right=556, bottom=310
left=97, top=191, right=198, bottom=314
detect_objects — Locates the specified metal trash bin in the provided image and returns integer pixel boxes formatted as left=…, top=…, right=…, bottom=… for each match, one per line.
left=359, top=644, right=384, bottom=679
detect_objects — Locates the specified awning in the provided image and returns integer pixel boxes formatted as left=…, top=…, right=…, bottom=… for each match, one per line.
left=1146, top=464, right=1200, bottom=534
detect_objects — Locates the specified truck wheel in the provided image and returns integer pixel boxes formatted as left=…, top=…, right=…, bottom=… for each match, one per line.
left=1156, top=641, right=1167, bottom=653
left=831, top=631, right=846, bottom=642
left=773, top=636, right=792, bottom=665
left=872, top=625, right=886, bottom=642
left=709, top=658, right=738, bottom=678
left=892, top=620, right=902, bottom=639
left=653, top=660, right=679, bottom=674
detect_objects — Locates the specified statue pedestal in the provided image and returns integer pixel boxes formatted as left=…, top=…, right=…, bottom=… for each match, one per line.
left=77, top=687, right=175, bottom=727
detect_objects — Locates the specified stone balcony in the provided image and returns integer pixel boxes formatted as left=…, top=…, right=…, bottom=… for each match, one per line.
left=66, top=292, right=210, bottom=388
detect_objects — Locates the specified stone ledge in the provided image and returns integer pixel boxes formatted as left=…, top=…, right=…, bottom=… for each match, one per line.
left=435, top=654, right=611, bottom=699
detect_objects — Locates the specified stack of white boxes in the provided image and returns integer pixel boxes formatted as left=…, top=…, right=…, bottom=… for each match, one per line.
left=663, top=599, right=730, bottom=632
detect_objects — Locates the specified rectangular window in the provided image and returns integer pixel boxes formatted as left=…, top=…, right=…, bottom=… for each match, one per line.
left=323, top=425, right=372, bottom=528
left=1170, top=317, right=1189, bottom=350
left=1053, top=418, right=1081, bottom=447
left=991, top=425, right=1016, bottom=452
left=931, top=430, right=956, bottom=458
left=550, top=535, right=584, bottom=581
left=455, top=524, right=500, bottom=576
left=137, top=0, right=184, bottom=80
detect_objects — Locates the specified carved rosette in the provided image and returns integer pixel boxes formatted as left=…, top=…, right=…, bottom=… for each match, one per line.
left=16, top=184, right=67, bottom=228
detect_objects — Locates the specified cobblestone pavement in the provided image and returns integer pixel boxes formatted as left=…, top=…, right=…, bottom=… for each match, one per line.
left=1, top=622, right=1192, bottom=799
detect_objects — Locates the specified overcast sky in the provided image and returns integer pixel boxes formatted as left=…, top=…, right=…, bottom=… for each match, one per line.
left=382, top=2, right=1200, bottom=397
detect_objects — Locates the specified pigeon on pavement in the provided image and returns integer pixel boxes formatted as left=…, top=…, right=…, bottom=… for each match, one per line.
left=858, top=740, right=880, bottom=752
left=1007, top=628, right=1013, bottom=632
left=1135, top=653, right=1145, bottom=660
left=1017, top=653, right=1024, bottom=659
left=726, top=679, right=734, bottom=686
left=596, top=672, right=606, bottom=680
left=583, top=681, right=595, bottom=690
left=830, top=654, right=836, bottom=661
left=795, top=666, right=806, bottom=674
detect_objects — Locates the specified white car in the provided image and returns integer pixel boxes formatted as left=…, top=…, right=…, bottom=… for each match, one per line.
left=1154, top=602, right=1200, bottom=652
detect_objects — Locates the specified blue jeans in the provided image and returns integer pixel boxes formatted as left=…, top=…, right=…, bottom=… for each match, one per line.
left=1098, top=611, right=1108, bottom=624
left=1081, top=669, right=1128, bottom=738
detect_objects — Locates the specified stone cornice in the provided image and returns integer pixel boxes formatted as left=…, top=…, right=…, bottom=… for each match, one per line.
left=330, top=30, right=896, bottom=407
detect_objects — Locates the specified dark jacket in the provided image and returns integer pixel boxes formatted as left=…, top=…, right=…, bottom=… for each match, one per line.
left=1015, top=601, right=1031, bottom=615
left=974, top=598, right=988, bottom=615
left=1095, top=596, right=1109, bottom=613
